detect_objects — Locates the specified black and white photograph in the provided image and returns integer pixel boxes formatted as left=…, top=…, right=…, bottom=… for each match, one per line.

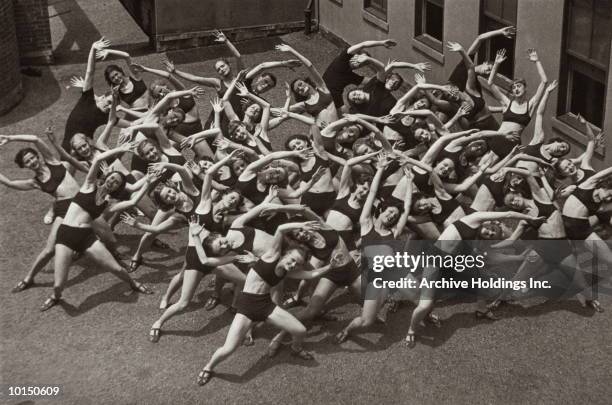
left=1, top=0, right=611, bottom=404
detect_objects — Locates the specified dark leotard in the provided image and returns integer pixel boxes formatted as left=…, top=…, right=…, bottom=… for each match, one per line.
left=453, top=220, right=479, bottom=240
left=35, top=163, right=67, bottom=195
left=119, top=78, right=147, bottom=106
left=431, top=196, right=461, bottom=225
left=253, top=257, right=285, bottom=287
left=236, top=175, right=268, bottom=205
left=300, top=154, right=329, bottom=182
left=73, top=188, right=108, bottom=219
left=304, top=89, right=333, bottom=117
left=503, top=99, right=531, bottom=127
left=331, top=194, right=362, bottom=226
left=311, top=229, right=340, bottom=261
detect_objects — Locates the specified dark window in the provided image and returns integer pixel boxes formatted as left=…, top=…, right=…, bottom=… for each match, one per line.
left=364, top=0, right=387, bottom=20
left=558, top=0, right=610, bottom=129
left=415, top=0, right=444, bottom=52
left=478, top=0, right=517, bottom=79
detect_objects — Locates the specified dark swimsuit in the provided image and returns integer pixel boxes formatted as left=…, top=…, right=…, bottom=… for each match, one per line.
left=503, top=100, right=531, bottom=127
left=431, top=197, right=461, bottom=226
left=300, top=155, right=336, bottom=216
left=56, top=187, right=107, bottom=253
left=563, top=187, right=601, bottom=240
left=236, top=257, right=285, bottom=322
left=330, top=195, right=362, bottom=250
left=35, top=163, right=71, bottom=218
left=119, top=79, right=147, bottom=106
left=304, top=89, right=333, bottom=117
left=488, top=100, right=532, bottom=157
left=318, top=227, right=360, bottom=287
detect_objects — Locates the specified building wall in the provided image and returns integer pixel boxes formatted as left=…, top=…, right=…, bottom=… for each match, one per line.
left=319, top=0, right=612, bottom=167
left=0, top=0, right=23, bottom=115
left=13, top=0, right=53, bottom=64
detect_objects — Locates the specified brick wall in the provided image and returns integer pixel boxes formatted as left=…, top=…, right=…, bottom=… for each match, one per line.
left=13, top=0, right=53, bottom=64
left=0, top=0, right=23, bottom=115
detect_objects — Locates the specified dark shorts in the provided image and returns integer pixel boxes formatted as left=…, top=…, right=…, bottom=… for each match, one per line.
left=184, top=246, right=214, bottom=274
left=563, top=215, right=592, bottom=240
left=53, top=198, right=72, bottom=219
left=235, top=291, right=276, bottom=322
left=301, top=191, right=337, bottom=217
left=322, top=259, right=360, bottom=287
left=533, top=238, right=573, bottom=264
left=56, top=224, right=98, bottom=253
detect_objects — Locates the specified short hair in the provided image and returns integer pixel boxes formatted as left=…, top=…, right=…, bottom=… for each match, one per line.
left=284, top=134, right=311, bottom=150
left=375, top=200, right=404, bottom=223
left=136, top=139, right=158, bottom=159
left=259, top=72, right=277, bottom=88
left=553, top=158, right=571, bottom=178
left=150, top=182, right=176, bottom=211
left=14, top=147, right=38, bottom=168
left=512, top=78, right=527, bottom=87
left=410, top=192, right=429, bottom=214
left=103, top=171, right=128, bottom=199
left=227, top=120, right=247, bottom=140
left=203, top=232, right=223, bottom=256
left=385, top=72, right=404, bottom=90
left=104, top=64, right=124, bottom=86
left=290, top=77, right=316, bottom=102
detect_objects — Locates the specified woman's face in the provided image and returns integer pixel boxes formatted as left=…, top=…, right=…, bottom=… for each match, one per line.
left=338, top=125, right=361, bottom=144
left=412, top=97, right=430, bottom=110
left=245, top=103, right=262, bottom=120
left=215, top=60, right=231, bottom=77
left=354, top=144, right=374, bottom=156
left=72, top=137, right=92, bottom=159
left=385, top=74, right=402, bottom=91
left=160, top=186, right=179, bottom=205
left=292, top=229, right=313, bottom=243
left=379, top=206, right=400, bottom=227
left=434, top=158, right=455, bottom=178
left=414, top=127, right=431, bottom=143
left=141, top=143, right=160, bottom=162
left=288, top=138, right=309, bottom=151
left=253, top=75, right=275, bottom=94
left=198, top=160, right=213, bottom=172
left=103, top=172, right=123, bottom=192
left=232, top=125, right=250, bottom=142
left=549, top=141, right=570, bottom=157
left=231, top=158, right=247, bottom=176
left=221, top=191, right=241, bottom=210
left=353, top=182, right=370, bottom=200
left=163, top=110, right=183, bottom=127
left=508, top=173, right=524, bottom=188
left=414, top=198, right=433, bottom=214
left=559, top=159, right=576, bottom=177
left=280, top=249, right=306, bottom=271
left=22, top=152, right=41, bottom=171
left=480, top=223, right=501, bottom=239
left=211, top=236, right=231, bottom=255
left=466, top=140, right=487, bottom=157
left=348, top=90, right=368, bottom=105
left=108, top=69, right=125, bottom=86
left=292, top=80, right=311, bottom=97
left=151, top=83, right=171, bottom=99
left=505, top=193, right=525, bottom=210
left=598, top=188, right=612, bottom=203
left=262, top=167, right=287, bottom=184
left=512, top=82, right=526, bottom=97
left=475, top=62, right=493, bottom=75
left=95, top=95, right=113, bottom=112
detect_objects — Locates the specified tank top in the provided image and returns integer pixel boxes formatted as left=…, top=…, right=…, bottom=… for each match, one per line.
left=453, top=220, right=479, bottom=240
left=35, top=163, right=67, bottom=195
left=502, top=99, right=531, bottom=127
left=119, top=79, right=147, bottom=105
left=300, top=154, right=329, bottom=182
left=236, top=175, right=268, bottom=205
left=304, top=89, right=333, bottom=117
left=253, top=257, right=285, bottom=287
left=229, top=226, right=257, bottom=252
left=330, top=194, right=362, bottom=226
left=311, top=229, right=340, bottom=261
left=73, top=188, right=108, bottom=219
left=573, top=187, right=601, bottom=216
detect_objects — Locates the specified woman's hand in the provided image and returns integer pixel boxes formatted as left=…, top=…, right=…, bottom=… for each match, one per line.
left=446, top=41, right=464, bottom=53
left=212, top=30, right=227, bottom=43
left=185, top=160, right=201, bottom=176
left=293, top=147, right=314, bottom=160
left=147, top=162, right=165, bottom=177
left=527, top=48, right=539, bottom=62
left=494, top=48, right=507, bottom=65
left=162, top=58, right=176, bottom=73
left=383, top=39, right=397, bottom=48
left=414, top=73, right=426, bottom=85
left=271, top=108, right=290, bottom=119
left=95, top=49, right=110, bottom=60
left=189, top=215, right=204, bottom=236
left=210, top=96, right=224, bottom=114
left=236, top=250, right=258, bottom=264
left=189, top=86, right=206, bottom=98
left=120, top=212, right=137, bottom=227
left=458, top=103, right=473, bottom=117
left=70, top=76, right=86, bottom=89
left=275, top=43, right=293, bottom=53
left=92, top=37, right=111, bottom=51
left=413, top=62, right=431, bottom=73
left=546, top=79, right=558, bottom=93
left=118, top=127, right=135, bottom=145
left=180, top=136, right=198, bottom=150
left=235, top=82, right=250, bottom=97
left=500, top=26, right=516, bottom=38
left=303, top=221, right=323, bottom=231
left=213, top=138, right=231, bottom=151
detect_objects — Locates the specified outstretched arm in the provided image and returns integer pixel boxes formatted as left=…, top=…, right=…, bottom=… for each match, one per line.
left=531, top=80, right=557, bottom=145
left=213, top=30, right=245, bottom=71
left=348, top=39, right=397, bottom=54
left=527, top=49, right=548, bottom=116
left=246, top=60, right=301, bottom=79
left=0, top=172, right=38, bottom=191
left=96, top=48, right=142, bottom=80
left=276, top=43, right=326, bottom=89
left=81, top=38, right=110, bottom=92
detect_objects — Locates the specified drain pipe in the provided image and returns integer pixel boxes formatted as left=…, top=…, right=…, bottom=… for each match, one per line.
left=304, top=0, right=314, bottom=35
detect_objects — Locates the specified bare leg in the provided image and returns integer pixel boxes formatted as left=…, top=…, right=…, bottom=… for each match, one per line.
left=407, top=267, right=438, bottom=344
left=19, top=216, right=62, bottom=286
left=266, top=306, right=308, bottom=351
left=153, top=269, right=203, bottom=330
left=202, top=313, right=253, bottom=372
left=339, top=281, right=387, bottom=341
left=161, top=267, right=185, bottom=309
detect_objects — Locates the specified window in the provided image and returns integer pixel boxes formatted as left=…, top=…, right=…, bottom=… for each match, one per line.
left=364, top=0, right=387, bottom=21
left=415, top=0, right=444, bottom=53
left=478, top=0, right=517, bottom=79
left=558, top=0, right=611, bottom=129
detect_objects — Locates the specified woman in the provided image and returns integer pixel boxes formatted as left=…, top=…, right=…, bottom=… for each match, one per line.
left=96, top=48, right=150, bottom=111
left=146, top=152, right=250, bottom=341
left=196, top=220, right=334, bottom=386
left=553, top=115, right=602, bottom=184
left=0, top=131, right=80, bottom=292
left=487, top=48, right=549, bottom=156
left=278, top=43, right=339, bottom=126
left=38, top=144, right=153, bottom=311
left=405, top=210, right=541, bottom=347
left=335, top=157, right=413, bottom=343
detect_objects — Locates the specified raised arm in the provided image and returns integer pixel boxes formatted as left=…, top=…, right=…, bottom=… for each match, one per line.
left=213, top=30, right=245, bottom=71
left=394, top=168, right=414, bottom=238
left=84, top=143, right=132, bottom=187
left=487, top=49, right=510, bottom=105
left=530, top=79, right=557, bottom=145
left=527, top=49, right=548, bottom=116
left=242, top=149, right=307, bottom=176
left=276, top=43, right=326, bottom=89
left=348, top=39, right=397, bottom=54
left=447, top=41, right=478, bottom=93
left=466, top=26, right=515, bottom=55
left=360, top=157, right=386, bottom=228
left=0, top=172, right=38, bottom=191
left=81, top=38, right=110, bottom=92
left=462, top=210, right=537, bottom=228
left=246, top=60, right=302, bottom=79
left=96, top=48, right=142, bottom=80
left=149, top=161, right=197, bottom=195
left=150, top=87, right=204, bottom=117
left=131, top=61, right=185, bottom=90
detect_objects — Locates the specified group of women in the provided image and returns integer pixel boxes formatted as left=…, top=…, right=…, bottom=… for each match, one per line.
left=1, top=27, right=608, bottom=386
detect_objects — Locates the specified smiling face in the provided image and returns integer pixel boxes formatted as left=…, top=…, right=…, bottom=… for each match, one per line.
left=597, top=188, right=612, bottom=203
left=414, top=127, right=432, bottom=143
left=220, top=190, right=241, bottom=210
left=22, top=151, right=41, bottom=171
left=413, top=197, right=434, bottom=215
left=160, top=186, right=179, bottom=205
left=253, top=74, right=275, bottom=94
left=231, top=158, right=247, bottom=176
left=465, top=140, right=487, bottom=157
left=288, top=137, right=309, bottom=151
left=353, top=181, right=370, bottom=200
left=103, top=172, right=124, bottom=193
left=338, top=125, right=361, bottom=144
left=280, top=249, right=306, bottom=272
left=558, top=159, right=576, bottom=177
left=71, top=135, right=92, bottom=159
left=379, top=206, right=400, bottom=227
left=230, top=124, right=250, bottom=142
left=504, top=193, right=525, bottom=210
left=210, top=235, right=231, bottom=256
left=412, top=97, right=431, bottom=110
left=108, top=69, right=125, bottom=86
left=214, top=60, right=231, bottom=77
left=292, top=79, right=311, bottom=97
left=348, top=89, right=368, bottom=105
left=291, top=229, right=313, bottom=243
left=95, top=94, right=113, bottom=113
left=260, top=166, right=287, bottom=184
left=434, top=158, right=455, bottom=179
left=151, top=83, right=171, bottom=99
left=163, top=109, right=184, bottom=128
left=549, top=141, right=570, bottom=157
left=480, top=222, right=502, bottom=239
left=140, top=142, right=160, bottom=162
